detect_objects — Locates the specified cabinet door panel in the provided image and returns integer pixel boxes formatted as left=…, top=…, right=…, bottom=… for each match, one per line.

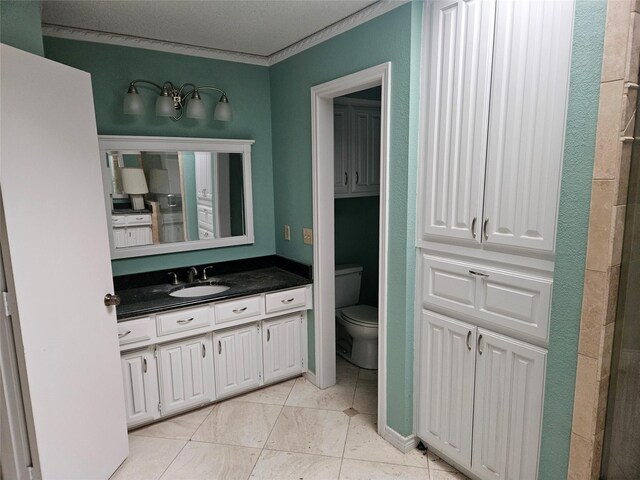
left=472, top=330, right=546, bottom=480
left=483, top=0, right=574, bottom=253
left=420, top=0, right=494, bottom=243
left=421, top=254, right=477, bottom=313
left=334, top=104, right=350, bottom=195
left=121, top=348, right=159, bottom=427
left=159, top=336, right=215, bottom=416
left=351, top=108, right=371, bottom=193
left=263, top=315, right=303, bottom=383
left=213, top=325, right=261, bottom=398
left=418, top=311, right=476, bottom=469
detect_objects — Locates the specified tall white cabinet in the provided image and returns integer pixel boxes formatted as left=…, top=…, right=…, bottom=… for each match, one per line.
left=415, top=0, right=574, bottom=478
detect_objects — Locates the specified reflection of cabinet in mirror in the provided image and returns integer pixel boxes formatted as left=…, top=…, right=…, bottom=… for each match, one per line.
left=99, top=136, right=255, bottom=259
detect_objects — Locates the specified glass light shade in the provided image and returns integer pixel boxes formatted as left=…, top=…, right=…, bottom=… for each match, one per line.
left=213, top=96, right=231, bottom=122
left=123, top=92, right=145, bottom=115
left=121, top=168, right=149, bottom=194
left=155, top=95, right=175, bottom=117
left=186, top=97, right=206, bottom=119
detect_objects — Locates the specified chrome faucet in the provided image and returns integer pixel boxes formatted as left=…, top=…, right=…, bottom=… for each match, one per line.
left=201, top=266, right=214, bottom=281
left=168, top=272, right=179, bottom=285
left=187, top=266, right=198, bottom=284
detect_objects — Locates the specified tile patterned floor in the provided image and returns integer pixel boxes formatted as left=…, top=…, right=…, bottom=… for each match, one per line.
left=111, top=357, right=468, bottom=480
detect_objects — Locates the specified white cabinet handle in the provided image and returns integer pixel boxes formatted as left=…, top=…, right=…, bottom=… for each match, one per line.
left=233, top=307, right=247, bottom=314
left=281, top=298, right=295, bottom=304
left=118, top=330, right=131, bottom=339
left=176, top=318, right=194, bottom=325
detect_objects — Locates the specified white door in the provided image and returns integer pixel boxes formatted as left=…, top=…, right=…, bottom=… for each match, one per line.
left=263, top=314, right=303, bottom=383
left=121, top=348, right=160, bottom=428
left=417, top=310, right=476, bottom=469
left=472, top=329, right=546, bottom=480
left=419, top=0, right=495, bottom=243
left=482, top=0, right=574, bottom=253
left=334, top=104, right=350, bottom=196
left=0, top=44, right=128, bottom=478
left=158, top=335, right=215, bottom=416
left=213, top=324, right=262, bottom=398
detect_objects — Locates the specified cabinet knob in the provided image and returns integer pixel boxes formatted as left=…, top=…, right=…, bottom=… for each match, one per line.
left=104, top=293, right=121, bottom=307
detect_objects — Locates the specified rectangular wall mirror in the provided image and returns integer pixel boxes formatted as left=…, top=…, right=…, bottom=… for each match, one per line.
left=99, top=136, right=255, bottom=259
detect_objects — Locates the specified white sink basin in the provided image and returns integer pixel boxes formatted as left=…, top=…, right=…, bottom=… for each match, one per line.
left=169, top=284, right=230, bottom=298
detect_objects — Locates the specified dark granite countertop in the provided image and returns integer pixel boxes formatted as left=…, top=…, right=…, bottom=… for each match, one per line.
left=116, top=266, right=311, bottom=321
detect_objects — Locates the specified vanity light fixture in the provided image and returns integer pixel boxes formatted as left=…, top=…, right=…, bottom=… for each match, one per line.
left=123, top=80, right=232, bottom=122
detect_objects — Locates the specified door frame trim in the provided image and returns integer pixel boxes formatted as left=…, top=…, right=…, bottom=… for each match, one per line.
left=310, top=62, right=391, bottom=433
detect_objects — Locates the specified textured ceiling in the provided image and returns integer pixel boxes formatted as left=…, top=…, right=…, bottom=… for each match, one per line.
left=41, top=0, right=378, bottom=57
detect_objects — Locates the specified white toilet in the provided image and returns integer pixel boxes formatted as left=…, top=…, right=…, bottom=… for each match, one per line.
left=335, top=264, right=378, bottom=370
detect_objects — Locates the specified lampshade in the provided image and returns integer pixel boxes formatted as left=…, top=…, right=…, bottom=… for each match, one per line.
left=155, top=86, right=175, bottom=117
left=149, top=169, right=170, bottom=194
left=213, top=95, right=232, bottom=121
left=186, top=90, right=206, bottom=119
left=121, top=168, right=149, bottom=194
left=123, top=84, right=145, bottom=115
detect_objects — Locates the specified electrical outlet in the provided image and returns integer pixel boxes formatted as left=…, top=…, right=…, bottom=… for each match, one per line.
left=303, top=228, right=313, bottom=245
left=284, top=224, right=291, bottom=241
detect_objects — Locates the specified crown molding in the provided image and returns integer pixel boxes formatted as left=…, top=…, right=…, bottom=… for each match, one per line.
left=41, top=24, right=270, bottom=66
left=41, top=0, right=407, bottom=67
left=267, top=0, right=407, bottom=65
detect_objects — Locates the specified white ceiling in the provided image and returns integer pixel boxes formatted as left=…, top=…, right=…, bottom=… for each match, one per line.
left=41, top=0, right=381, bottom=58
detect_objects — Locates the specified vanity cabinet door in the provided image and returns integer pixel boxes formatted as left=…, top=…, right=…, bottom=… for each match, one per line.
left=213, top=324, right=262, bottom=399
left=334, top=104, right=350, bottom=196
left=262, top=314, right=303, bottom=383
left=121, top=347, right=160, bottom=428
left=127, top=226, right=153, bottom=247
left=158, top=335, right=215, bottom=416
left=350, top=106, right=380, bottom=195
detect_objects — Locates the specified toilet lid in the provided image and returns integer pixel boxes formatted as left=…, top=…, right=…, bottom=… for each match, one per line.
left=342, top=305, right=378, bottom=325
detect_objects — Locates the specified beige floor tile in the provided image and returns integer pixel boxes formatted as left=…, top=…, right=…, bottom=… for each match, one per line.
left=427, top=451, right=458, bottom=472
left=250, top=449, right=341, bottom=480
left=110, top=435, right=185, bottom=480
left=231, top=378, right=296, bottom=405
left=192, top=401, right=282, bottom=448
left=130, top=405, right=212, bottom=441
left=337, top=357, right=360, bottom=384
left=353, top=383, right=378, bottom=415
left=160, top=441, right=260, bottom=480
left=265, top=406, right=350, bottom=457
left=339, top=459, right=429, bottom=480
left=357, top=369, right=378, bottom=384
left=343, top=414, right=428, bottom=468
left=286, top=376, right=356, bottom=411
left=430, top=470, right=469, bottom=480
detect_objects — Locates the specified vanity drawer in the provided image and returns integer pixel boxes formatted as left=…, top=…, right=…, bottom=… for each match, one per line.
left=214, top=295, right=263, bottom=325
left=265, top=287, right=307, bottom=314
left=156, top=306, right=212, bottom=336
left=118, top=317, right=154, bottom=349
left=126, top=214, right=151, bottom=226
left=112, top=215, right=126, bottom=227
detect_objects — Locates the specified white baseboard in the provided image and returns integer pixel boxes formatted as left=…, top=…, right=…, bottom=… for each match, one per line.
left=304, top=370, right=318, bottom=387
left=382, top=425, right=418, bottom=453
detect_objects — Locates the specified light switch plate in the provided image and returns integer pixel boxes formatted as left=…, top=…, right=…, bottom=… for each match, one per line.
left=303, top=228, right=313, bottom=245
left=284, top=224, right=291, bottom=241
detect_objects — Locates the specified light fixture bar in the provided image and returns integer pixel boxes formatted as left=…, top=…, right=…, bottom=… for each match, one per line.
left=123, top=79, right=231, bottom=122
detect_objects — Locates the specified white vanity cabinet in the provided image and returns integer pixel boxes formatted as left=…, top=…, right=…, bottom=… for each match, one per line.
left=112, top=213, right=153, bottom=248
left=157, top=335, right=215, bottom=416
left=334, top=98, right=381, bottom=198
left=118, top=284, right=311, bottom=428
left=419, top=0, right=574, bottom=255
left=212, top=323, right=262, bottom=399
left=262, top=314, right=304, bottom=383
left=417, top=311, right=546, bottom=479
left=120, top=347, right=160, bottom=427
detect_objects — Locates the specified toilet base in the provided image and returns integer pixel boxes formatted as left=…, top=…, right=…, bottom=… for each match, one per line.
left=335, top=336, right=378, bottom=369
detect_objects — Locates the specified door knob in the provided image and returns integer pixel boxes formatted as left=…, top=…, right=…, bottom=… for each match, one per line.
left=104, top=293, right=121, bottom=307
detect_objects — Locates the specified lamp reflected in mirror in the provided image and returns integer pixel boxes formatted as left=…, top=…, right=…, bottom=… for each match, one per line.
left=120, top=167, right=148, bottom=210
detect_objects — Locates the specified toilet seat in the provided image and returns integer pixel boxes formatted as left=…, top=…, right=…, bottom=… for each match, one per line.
left=341, top=305, right=378, bottom=327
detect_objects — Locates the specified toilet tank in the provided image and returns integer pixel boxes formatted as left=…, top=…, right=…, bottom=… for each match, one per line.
left=335, top=264, right=363, bottom=309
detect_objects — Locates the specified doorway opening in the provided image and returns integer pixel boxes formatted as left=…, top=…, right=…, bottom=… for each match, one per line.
left=310, top=63, right=390, bottom=433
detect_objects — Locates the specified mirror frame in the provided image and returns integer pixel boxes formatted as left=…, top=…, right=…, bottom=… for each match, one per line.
left=98, top=135, right=255, bottom=259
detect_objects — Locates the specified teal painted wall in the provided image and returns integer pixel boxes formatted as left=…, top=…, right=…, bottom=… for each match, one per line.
left=43, top=37, right=276, bottom=276
left=335, top=197, right=379, bottom=307
left=540, top=1, right=607, bottom=477
left=0, top=0, right=43, bottom=56
left=181, top=152, right=199, bottom=241
left=270, top=2, right=423, bottom=434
